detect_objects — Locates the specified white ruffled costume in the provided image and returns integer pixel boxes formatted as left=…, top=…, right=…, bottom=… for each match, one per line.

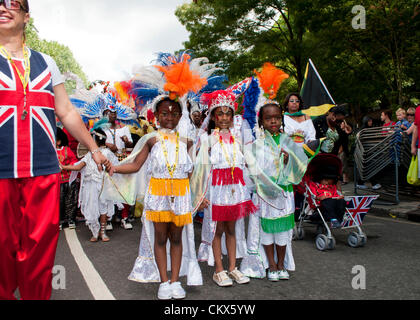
left=240, top=132, right=309, bottom=278
left=191, top=116, right=255, bottom=266
left=101, top=131, right=202, bottom=286
left=76, top=148, right=121, bottom=238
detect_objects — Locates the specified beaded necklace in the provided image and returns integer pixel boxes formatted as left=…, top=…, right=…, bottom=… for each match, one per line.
left=216, top=129, right=237, bottom=195
left=158, top=130, right=179, bottom=203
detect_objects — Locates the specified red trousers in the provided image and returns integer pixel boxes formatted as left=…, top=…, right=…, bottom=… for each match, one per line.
left=0, top=174, right=60, bottom=300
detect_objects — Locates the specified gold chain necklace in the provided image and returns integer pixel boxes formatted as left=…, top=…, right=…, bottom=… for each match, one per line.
left=217, top=129, right=237, bottom=195
left=0, top=45, right=31, bottom=120
left=159, top=130, right=179, bottom=203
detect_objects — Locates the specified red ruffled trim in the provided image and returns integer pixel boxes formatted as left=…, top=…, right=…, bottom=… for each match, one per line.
left=212, top=200, right=257, bottom=221
left=212, top=167, right=245, bottom=186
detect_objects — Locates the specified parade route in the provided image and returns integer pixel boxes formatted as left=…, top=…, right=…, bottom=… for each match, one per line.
left=51, top=213, right=420, bottom=300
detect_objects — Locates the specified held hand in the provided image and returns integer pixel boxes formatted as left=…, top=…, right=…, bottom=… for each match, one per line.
left=92, top=150, right=109, bottom=172
left=108, top=165, right=117, bottom=176
left=412, top=145, right=417, bottom=156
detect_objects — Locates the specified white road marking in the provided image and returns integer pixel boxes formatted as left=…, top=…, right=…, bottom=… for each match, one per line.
left=64, top=229, right=116, bottom=300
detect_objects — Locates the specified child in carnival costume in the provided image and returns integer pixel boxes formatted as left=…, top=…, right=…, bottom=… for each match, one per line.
left=238, top=63, right=313, bottom=281
left=101, top=52, right=218, bottom=299
left=190, top=77, right=258, bottom=287
left=65, top=119, right=121, bottom=242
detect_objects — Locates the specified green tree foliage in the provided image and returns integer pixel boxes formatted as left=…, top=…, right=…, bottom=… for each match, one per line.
left=176, top=0, right=420, bottom=122
left=25, top=18, right=88, bottom=94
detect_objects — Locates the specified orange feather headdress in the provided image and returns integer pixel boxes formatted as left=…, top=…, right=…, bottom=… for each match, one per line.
left=254, top=62, right=289, bottom=100
left=155, top=54, right=208, bottom=101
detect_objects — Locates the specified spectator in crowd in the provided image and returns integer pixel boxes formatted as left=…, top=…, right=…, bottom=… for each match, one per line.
left=283, top=92, right=316, bottom=146
left=56, top=127, right=79, bottom=230
left=381, top=109, right=395, bottom=134
left=405, top=107, right=417, bottom=141
left=360, top=115, right=375, bottom=131
left=395, top=108, right=411, bottom=130
left=312, top=104, right=352, bottom=155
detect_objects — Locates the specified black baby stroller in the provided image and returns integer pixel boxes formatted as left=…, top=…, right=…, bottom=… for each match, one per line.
left=293, top=153, right=378, bottom=251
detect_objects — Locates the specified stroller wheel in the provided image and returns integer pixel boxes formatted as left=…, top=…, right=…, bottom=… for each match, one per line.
left=315, top=234, right=329, bottom=251
left=296, top=227, right=305, bottom=240
left=358, top=233, right=367, bottom=247
left=347, top=232, right=361, bottom=248
left=327, top=236, right=336, bottom=250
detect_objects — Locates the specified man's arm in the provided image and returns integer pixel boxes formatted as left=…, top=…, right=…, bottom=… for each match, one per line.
left=54, top=83, right=109, bottom=170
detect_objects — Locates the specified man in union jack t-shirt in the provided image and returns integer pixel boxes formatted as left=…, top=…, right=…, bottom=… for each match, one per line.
left=0, top=0, right=110, bottom=300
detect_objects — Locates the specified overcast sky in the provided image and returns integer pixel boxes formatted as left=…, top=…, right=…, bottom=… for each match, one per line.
left=30, top=0, right=191, bottom=82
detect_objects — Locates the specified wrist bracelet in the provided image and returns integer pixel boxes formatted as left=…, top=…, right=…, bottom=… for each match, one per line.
left=91, top=148, right=101, bottom=155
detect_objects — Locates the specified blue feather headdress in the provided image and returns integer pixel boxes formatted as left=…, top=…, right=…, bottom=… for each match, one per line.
left=131, top=52, right=222, bottom=114
left=187, top=74, right=228, bottom=113
left=80, top=93, right=138, bottom=125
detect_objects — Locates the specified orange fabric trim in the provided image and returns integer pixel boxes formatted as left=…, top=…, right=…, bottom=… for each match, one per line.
left=145, top=211, right=192, bottom=227
left=148, top=178, right=190, bottom=196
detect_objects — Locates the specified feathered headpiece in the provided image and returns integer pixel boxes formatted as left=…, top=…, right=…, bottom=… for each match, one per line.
left=242, top=63, right=289, bottom=136
left=200, top=89, right=238, bottom=113
left=187, top=74, right=228, bottom=113
left=255, top=62, right=289, bottom=102
left=90, top=117, right=110, bottom=140
left=131, top=52, right=217, bottom=113
left=80, top=92, right=138, bottom=124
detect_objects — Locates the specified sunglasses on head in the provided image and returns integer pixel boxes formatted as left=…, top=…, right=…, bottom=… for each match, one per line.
left=0, top=0, right=26, bottom=11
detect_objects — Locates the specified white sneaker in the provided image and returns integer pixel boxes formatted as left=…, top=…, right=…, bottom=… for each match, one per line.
left=267, top=270, right=279, bottom=282
left=157, top=281, right=172, bottom=300
left=228, top=267, right=250, bottom=284
left=356, top=184, right=368, bottom=190
left=213, top=270, right=233, bottom=287
left=105, top=221, right=113, bottom=231
left=372, top=183, right=382, bottom=190
left=121, top=218, right=133, bottom=230
left=278, top=269, right=290, bottom=280
left=170, top=281, right=186, bottom=299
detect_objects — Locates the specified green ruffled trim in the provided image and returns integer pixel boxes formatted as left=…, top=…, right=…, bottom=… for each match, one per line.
left=261, top=214, right=295, bottom=233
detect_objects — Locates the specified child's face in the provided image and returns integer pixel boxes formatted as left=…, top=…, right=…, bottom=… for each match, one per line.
left=191, top=111, right=202, bottom=127
left=320, top=178, right=334, bottom=185
left=261, top=105, right=282, bottom=135
left=155, top=100, right=182, bottom=130
left=396, top=113, right=405, bottom=121
left=212, top=107, right=233, bottom=130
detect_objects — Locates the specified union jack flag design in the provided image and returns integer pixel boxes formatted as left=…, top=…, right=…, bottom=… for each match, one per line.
left=227, top=77, right=252, bottom=97
left=0, top=49, right=59, bottom=179
left=342, top=195, right=379, bottom=227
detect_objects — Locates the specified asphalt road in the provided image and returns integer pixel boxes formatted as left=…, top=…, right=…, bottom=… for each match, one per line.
left=50, top=213, right=420, bottom=300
